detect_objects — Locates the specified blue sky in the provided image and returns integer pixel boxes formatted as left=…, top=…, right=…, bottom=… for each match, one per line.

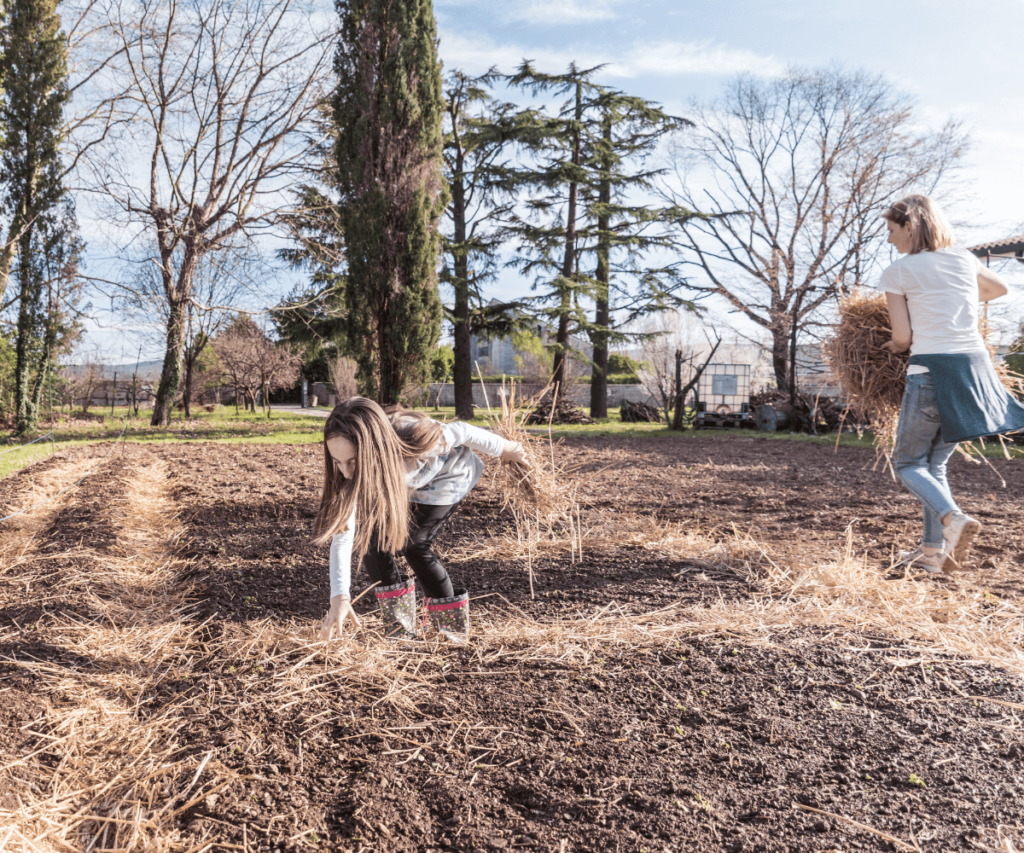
left=435, top=0, right=1023, bottom=236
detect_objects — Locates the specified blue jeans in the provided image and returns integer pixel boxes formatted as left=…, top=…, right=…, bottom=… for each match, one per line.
left=893, top=374, right=961, bottom=549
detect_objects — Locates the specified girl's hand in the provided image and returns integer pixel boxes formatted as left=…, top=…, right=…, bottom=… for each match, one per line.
left=500, top=440, right=527, bottom=465
left=319, top=595, right=360, bottom=640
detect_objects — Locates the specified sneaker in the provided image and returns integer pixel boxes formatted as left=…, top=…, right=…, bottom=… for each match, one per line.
left=896, top=548, right=924, bottom=567
left=915, top=552, right=944, bottom=574
left=941, top=512, right=982, bottom=572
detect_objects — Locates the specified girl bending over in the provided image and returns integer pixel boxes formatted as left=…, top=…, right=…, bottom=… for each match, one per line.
left=314, top=397, right=525, bottom=640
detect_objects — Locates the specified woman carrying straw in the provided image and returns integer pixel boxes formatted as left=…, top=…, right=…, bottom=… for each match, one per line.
left=880, top=194, right=1023, bottom=573
left=315, top=397, right=526, bottom=641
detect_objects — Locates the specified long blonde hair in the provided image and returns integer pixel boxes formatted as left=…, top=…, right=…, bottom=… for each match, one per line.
left=314, top=398, right=444, bottom=557
left=882, top=194, right=955, bottom=254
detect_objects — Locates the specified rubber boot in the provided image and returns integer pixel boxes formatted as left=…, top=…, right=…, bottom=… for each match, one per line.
left=424, top=588, right=469, bottom=642
left=375, top=581, right=417, bottom=640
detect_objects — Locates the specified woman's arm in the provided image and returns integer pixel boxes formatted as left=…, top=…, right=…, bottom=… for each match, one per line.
left=882, top=292, right=913, bottom=353
left=978, top=265, right=1009, bottom=302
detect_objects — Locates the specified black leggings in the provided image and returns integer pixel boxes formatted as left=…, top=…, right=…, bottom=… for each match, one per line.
left=362, top=502, right=460, bottom=599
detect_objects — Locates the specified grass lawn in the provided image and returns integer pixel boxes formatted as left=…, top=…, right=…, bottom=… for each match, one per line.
left=0, top=406, right=328, bottom=479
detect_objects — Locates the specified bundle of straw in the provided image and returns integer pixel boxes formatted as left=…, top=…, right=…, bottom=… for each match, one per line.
left=823, top=289, right=908, bottom=448
left=488, top=381, right=576, bottom=520
left=825, top=289, right=1024, bottom=454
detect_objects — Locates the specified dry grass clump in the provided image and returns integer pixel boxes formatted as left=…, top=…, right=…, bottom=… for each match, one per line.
left=823, top=289, right=907, bottom=450
left=483, top=381, right=583, bottom=597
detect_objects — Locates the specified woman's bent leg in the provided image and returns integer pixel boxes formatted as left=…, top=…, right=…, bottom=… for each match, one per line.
left=893, top=376, right=959, bottom=526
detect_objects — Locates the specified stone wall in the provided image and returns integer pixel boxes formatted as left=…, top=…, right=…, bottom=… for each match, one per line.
left=427, top=383, right=658, bottom=409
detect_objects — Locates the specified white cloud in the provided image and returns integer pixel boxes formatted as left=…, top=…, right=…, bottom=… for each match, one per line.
left=610, top=40, right=785, bottom=78
left=435, top=0, right=624, bottom=26
left=505, top=0, right=621, bottom=24
left=439, top=30, right=784, bottom=79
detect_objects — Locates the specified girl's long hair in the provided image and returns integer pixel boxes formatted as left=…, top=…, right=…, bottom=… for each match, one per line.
left=314, top=398, right=444, bottom=558
left=882, top=194, right=955, bottom=254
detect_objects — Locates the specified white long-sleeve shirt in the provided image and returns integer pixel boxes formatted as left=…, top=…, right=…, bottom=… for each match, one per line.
left=328, top=421, right=505, bottom=599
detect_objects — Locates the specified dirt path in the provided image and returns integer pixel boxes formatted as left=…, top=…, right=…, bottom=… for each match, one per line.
left=0, top=437, right=1022, bottom=853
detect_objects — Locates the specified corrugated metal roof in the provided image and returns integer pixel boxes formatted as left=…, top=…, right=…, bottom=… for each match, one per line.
left=968, top=233, right=1024, bottom=255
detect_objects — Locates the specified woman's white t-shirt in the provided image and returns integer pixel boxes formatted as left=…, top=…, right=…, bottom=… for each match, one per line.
left=878, top=247, right=987, bottom=367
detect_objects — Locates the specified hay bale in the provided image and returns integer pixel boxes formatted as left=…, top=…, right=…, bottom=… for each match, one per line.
left=824, top=290, right=1024, bottom=449
left=823, top=290, right=909, bottom=447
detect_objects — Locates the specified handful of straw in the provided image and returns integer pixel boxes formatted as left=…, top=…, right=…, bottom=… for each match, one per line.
left=493, top=381, right=578, bottom=521
left=488, top=380, right=582, bottom=597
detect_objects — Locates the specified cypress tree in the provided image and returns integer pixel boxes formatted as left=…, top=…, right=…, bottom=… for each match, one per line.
left=0, top=0, right=72, bottom=432
left=334, top=0, right=447, bottom=404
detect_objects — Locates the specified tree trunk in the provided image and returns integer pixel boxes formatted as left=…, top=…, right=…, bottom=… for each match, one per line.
left=552, top=82, right=583, bottom=394
left=589, top=117, right=612, bottom=419
left=14, top=230, right=37, bottom=434
left=770, top=315, right=791, bottom=392
left=183, top=354, right=194, bottom=419
left=451, top=160, right=474, bottom=421
left=151, top=251, right=198, bottom=426
left=152, top=296, right=187, bottom=426
left=671, top=349, right=683, bottom=430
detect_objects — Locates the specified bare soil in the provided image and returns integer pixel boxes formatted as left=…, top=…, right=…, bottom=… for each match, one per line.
left=1, top=436, right=1023, bottom=853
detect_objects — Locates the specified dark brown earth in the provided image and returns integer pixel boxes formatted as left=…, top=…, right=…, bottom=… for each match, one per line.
left=1, top=436, right=1023, bottom=853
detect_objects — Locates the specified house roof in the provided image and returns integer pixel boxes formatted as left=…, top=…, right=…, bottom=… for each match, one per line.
left=968, top=233, right=1024, bottom=258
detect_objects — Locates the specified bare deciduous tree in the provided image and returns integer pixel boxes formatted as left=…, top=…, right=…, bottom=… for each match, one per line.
left=660, top=67, right=967, bottom=395
left=90, top=0, right=332, bottom=426
left=328, top=355, right=358, bottom=402
left=214, top=315, right=301, bottom=418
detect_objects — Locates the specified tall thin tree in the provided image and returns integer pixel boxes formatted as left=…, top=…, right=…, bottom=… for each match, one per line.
left=334, top=0, right=447, bottom=404
left=0, top=0, right=73, bottom=432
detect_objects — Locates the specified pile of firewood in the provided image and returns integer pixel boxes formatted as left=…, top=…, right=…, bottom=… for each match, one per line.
left=619, top=400, right=662, bottom=423
left=525, top=399, right=595, bottom=425
left=750, top=389, right=853, bottom=434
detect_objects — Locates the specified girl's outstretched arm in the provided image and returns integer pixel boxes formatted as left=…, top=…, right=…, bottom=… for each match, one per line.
left=445, top=421, right=526, bottom=464
left=978, top=266, right=1009, bottom=302
left=319, top=512, right=361, bottom=640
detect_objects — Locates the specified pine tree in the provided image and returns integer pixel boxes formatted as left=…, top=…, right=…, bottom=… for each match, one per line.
left=334, top=0, right=447, bottom=404
left=0, top=0, right=73, bottom=433
left=584, top=91, right=695, bottom=417
left=507, top=64, right=696, bottom=406
left=506, top=62, right=603, bottom=395
left=442, top=69, right=528, bottom=419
